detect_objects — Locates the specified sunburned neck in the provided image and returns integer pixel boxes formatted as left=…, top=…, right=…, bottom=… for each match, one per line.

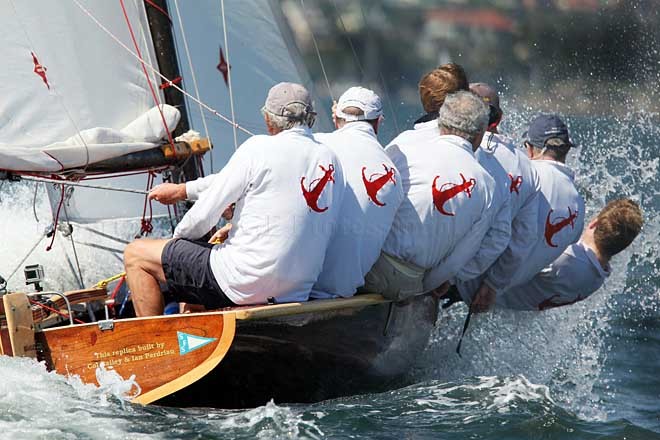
left=581, top=234, right=610, bottom=270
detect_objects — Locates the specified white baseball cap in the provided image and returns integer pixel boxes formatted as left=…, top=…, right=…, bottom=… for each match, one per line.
left=335, top=86, right=383, bottom=121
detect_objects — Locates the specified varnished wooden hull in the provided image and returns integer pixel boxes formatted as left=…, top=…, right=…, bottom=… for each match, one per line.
left=157, top=294, right=439, bottom=408
left=3, top=290, right=438, bottom=408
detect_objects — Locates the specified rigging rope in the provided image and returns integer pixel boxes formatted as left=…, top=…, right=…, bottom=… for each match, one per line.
left=5, top=232, right=47, bottom=284
left=20, top=176, right=150, bottom=196
left=143, top=0, right=170, bottom=21
left=341, top=0, right=402, bottom=135
left=63, top=204, right=85, bottom=287
left=28, top=298, right=85, bottom=325
left=138, top=171, right=156, bottom=236
left=172, top=0, right=214, bottom=168
left=70, top=0, right=254, bottom=136
left=96, top=272, right=127, bottom=289
left=299, top=0, right=335, bottom=102
left=119, top=0, right=175, bottom=148
left=46, top=184, right=65, bottom=251
left=220, top=0, right=239, bottom=150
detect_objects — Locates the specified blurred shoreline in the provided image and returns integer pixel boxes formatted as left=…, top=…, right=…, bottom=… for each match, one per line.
left=282, top=0, right=659, bottom=118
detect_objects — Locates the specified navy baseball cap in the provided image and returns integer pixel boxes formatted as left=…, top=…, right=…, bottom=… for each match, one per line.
left=525, top=114, right=576, bottom=149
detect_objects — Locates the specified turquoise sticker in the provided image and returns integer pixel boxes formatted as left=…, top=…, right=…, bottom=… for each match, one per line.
left=177, top=331, right=217, bottom=355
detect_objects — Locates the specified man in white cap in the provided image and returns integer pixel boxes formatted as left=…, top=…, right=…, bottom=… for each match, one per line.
left=364, top=91, right=496, bottom=301
left=470, top=114, right=585, bottom=312
left=311, top=87, right=403, bottom=298
left=125, top=82, right=345, bottom=316
left=444, top=83, right=542, bottom=310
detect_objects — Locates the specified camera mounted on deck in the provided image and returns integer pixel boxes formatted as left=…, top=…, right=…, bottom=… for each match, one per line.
left=24, top=264, right=45, bottom=292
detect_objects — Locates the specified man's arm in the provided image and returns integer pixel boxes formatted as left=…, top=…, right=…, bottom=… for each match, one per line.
left=484, top=186, right=541, bottom=292
left=173, top=147, right=252, bottom=240
left=423, top=194, right=495, bottom=291
left=148, top=171, right=218, bottom=204
left=456, top=187, right=511, bottom=282
left=185, top=174, right=218, bottom=200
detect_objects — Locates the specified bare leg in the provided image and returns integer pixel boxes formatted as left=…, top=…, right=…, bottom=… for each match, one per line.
left=124, top=238, right=171, bottom=317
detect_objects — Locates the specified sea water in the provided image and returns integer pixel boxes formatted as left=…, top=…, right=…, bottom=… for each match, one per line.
left=0, top=110, right=658, bottom=439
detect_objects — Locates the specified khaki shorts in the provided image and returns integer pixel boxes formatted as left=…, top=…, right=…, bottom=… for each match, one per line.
left=363, top=252, right=426, bottom=301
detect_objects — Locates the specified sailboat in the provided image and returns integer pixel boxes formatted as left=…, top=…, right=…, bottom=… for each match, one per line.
left=0, top=0, right=438, bottom=408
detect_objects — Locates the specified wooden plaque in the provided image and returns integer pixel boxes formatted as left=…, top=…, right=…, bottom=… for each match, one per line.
left=36, top=311, right=235, bottom=405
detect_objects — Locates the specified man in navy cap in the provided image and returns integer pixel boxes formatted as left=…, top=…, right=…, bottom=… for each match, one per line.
left=470, top=114, right=585, bottom=312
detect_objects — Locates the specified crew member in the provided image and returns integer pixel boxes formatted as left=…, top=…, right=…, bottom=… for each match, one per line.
left=449, top=83, right=542, bottom=307
left=415, top=70, right=512, bottom=295
left=497, top=199, right=642, bottom=310
left=124, top=82, right=345, bottom=316
left=471, top=114, right=585, bottom=312
left=312, top=87, right=403, bottom=298
left=414, top=63, right=469, bottom=126
left=364, top=91, right=496, bottom=301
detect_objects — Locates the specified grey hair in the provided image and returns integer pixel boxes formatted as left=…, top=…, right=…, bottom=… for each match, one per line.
left=262, top=103, right=316, bottom=130
left=437, top=91, right=489, bottom=143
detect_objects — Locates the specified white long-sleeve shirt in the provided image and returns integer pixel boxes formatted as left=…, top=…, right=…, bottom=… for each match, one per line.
left=173, top=126, right=345, bottom=305
left=456, top=132, right=542, bottom=299
left=311, top=122, right=403, bottom=298
left=455, top=134, right=512, bottom=281
left=496, top=241, right=610, bottom=310
left=382, top=123, right=496, bottom=292
left=493, top=159, right=585, bottom=292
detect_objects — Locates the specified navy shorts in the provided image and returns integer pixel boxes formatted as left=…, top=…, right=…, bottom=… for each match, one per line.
left=161, top=239, right=235, bottom=309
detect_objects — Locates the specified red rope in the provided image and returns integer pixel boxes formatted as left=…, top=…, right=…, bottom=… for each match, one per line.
left=119, top=0, right=175, bottom=147
left=160, top=76, right=182, bottom=90
left=138, top=171, right=156, bottom=236
left=144, top=0, right=171, bottom=21
left=110, top=276, right=126, bottom=301
left=29, top=299, right=85, bottom=325
left=46, top=184, right=65, bottom=251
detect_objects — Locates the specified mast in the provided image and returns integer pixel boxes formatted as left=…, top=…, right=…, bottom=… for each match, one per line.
left=144, top=0, right=202, bottom=218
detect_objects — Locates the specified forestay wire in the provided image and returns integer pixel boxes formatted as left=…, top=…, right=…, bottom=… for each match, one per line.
left=300, top=0, right=335, bottom=102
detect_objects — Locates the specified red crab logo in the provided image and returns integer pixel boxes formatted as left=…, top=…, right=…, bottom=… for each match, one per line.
left=432, top=173, right=476, bottom=216
left=31, top=52, right=50, bottom=90
left=508, top=174, right=523, bottom=194
left=301, top=164, right=335, bottom=213
left=544, top=207, right=579, bottom=248
left=362, top=164, right=396, bottom=207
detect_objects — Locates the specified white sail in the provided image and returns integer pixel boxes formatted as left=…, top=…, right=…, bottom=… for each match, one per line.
left=0, top=0, right=178, bottom=173
left=1, top=0, right=329, bottom=290
left=171, top=0, right=332, bottom=170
